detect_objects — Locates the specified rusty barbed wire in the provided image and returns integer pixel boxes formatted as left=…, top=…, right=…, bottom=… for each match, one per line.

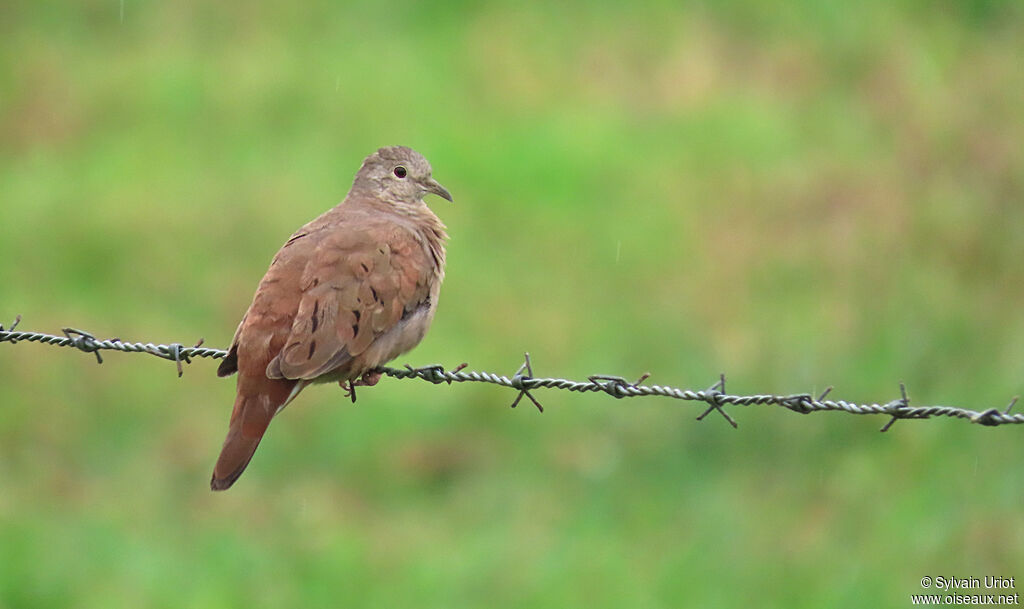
left=1, top=315, right=1021, bottom=430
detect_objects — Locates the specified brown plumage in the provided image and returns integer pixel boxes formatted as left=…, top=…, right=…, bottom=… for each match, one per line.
left=211, top=146, right=451, bottom=491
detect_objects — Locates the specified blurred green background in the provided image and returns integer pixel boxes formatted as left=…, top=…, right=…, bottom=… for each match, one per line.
left=2, top=0, right=1023, bottom=607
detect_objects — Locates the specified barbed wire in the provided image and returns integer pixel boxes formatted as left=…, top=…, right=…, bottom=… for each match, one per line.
left=1, top=315, right=1021, bottom=430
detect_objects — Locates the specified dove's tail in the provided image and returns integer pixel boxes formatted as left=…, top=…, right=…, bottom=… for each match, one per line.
left=210, top=377, right=302, bottom=491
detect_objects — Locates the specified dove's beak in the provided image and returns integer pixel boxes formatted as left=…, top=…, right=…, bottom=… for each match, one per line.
left=424, top=178, right=453, bottom=202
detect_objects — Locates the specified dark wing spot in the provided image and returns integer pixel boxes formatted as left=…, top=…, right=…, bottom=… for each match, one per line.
left=308, top=341, right=317, bottom=360
left=360, top=262, right=369, bottom=273
left=311, top=300, right=320, bottom=332
left=370, top=287, right=379, bottom=302
left=285, top=233, right=308, bottom=247
left=312, top=277, right=319, bottom=287
left=401, top=296, right=431, bottom=321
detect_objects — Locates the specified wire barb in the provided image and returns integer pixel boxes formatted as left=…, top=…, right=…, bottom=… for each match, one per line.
left=879, top=382, right=910, bottom=432
left=509, top=352, right=543, bottom=413
left=62, top=327, right=104, bottom=364
left=0, top=314, right=22, bottom=335
left=2, top=319, right=1024, bottom=429
left=587, top=375, right=639, bottom=399
left=779, top=393, right=815, bottom=415
left=1005, top=396, right=1019, bottom=415
left=696, top=374, right=738, bottom=428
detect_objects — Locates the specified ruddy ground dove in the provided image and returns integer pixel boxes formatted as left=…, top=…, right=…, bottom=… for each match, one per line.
left=211, top=146, right=451, bottom=491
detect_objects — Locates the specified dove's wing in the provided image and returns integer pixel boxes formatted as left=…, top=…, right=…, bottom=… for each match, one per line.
left=266, top=215, right=439, bottom=381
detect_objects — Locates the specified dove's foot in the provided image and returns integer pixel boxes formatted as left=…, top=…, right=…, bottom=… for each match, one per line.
left=339, top=369, right=383, bottom=403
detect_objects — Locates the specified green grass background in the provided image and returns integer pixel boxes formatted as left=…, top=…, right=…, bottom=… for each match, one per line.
left=2, top=1, right=1023, bottom=607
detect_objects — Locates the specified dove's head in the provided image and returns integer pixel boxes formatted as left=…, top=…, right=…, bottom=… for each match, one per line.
left=353, top=146, right=453, bottom=206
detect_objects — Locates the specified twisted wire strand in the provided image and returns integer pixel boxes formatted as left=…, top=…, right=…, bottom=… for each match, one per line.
left=2, top=317, right=1021, bottom=429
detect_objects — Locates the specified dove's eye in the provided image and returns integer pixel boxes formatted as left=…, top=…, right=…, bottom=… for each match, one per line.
left=393, top=166, right=407, bottom=178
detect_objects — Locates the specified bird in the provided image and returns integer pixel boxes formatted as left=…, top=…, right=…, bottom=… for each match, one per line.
left=210, top=146, right=452, bottom=491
